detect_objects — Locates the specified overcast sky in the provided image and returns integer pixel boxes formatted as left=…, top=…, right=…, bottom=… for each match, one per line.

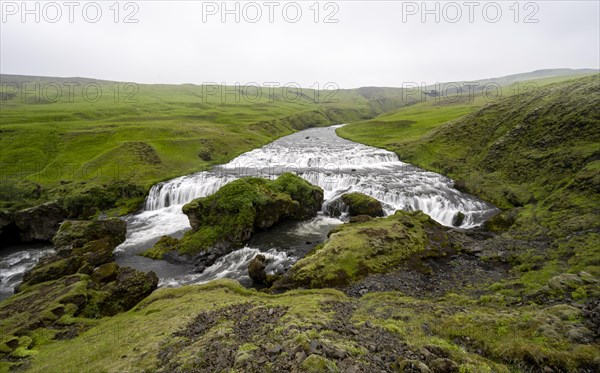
left=1, top=1, right=598, bottom=88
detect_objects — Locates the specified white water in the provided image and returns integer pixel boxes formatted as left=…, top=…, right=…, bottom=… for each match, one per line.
left=0, top=245, right=55, bottom=300
left=115, top=125, right=498, bottom=287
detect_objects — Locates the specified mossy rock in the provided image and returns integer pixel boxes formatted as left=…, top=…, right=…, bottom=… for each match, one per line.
left=286, top=210, right=435, bottom=288
left=72, top=237, right=115, bottom=266
left=248, top=255, right=267, bottom=284
left=484, top=209, right=518, bottom=232
left=301, top=354, right=339, bottom=373
left=341, top=192, right=384, bottom=217
left=147, top=173, right=323, bottom=259
left=91, top=262, right=119, bottom=284
left=17, top=256, right=87, bottom=291
left=142, top=235, right=181, bottom=260
left=53, top=218, right=126, bottom=249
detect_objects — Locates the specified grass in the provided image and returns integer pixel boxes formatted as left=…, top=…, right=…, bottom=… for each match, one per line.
left=337, top=73, right=597, bottom=152
left=14, top=279, right=597, bottom=372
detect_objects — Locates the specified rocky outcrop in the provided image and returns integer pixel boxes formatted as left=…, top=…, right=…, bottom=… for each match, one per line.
left=14, top=218, right=157, bottom=315
left=144, top=173, right=324, bottom=270
left=340, top=192, right=384, bottom=217
left=11, top=201, right=68, bottom=242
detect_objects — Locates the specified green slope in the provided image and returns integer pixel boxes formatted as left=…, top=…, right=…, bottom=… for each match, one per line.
left=340, top=74, right=600, bottom=288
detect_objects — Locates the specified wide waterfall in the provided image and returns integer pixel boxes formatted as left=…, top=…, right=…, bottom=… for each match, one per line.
left=114, top=125, right=498, bottom=288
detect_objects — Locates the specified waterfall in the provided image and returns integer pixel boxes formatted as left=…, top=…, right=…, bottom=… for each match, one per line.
left=129, top=124, right=496, bottom=247
left=113, top=124, right=498, bottom=287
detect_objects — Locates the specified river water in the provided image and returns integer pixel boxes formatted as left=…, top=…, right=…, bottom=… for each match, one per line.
left=0, top=125, right=498, bottom=298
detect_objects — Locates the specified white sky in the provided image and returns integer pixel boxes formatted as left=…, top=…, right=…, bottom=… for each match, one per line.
left=1, top=0, right=598, bottom=88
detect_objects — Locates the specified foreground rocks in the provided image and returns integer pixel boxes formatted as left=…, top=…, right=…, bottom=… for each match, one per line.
left=0, top=218, right=158, bottom=362
left=143, top=173, right=324, bottom=270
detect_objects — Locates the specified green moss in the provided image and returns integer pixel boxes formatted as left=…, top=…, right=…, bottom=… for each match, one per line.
left=301, top=354, right=339, bottom=372
left=288, top=210, right=433, bottom=287
left=340, top=192, right=384, bottom=217
left=141, top=235, right=181, bottom=260
left=340, top=74, right=600, bottom=296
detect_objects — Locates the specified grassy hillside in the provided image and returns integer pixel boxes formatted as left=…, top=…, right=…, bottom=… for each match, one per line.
left=337, top=73, right=597, bottom=150
left=0, top=76, right=411, bottom=214
left=340, top=74, right=600, bottom=292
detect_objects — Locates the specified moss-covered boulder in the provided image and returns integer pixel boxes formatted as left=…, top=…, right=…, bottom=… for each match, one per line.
left=341, top=192, right=384, bottom=217
left=283, top=210, right=447, bottom=288
left=53, top=218, right=126, bottom=249
left=0, top=218, right=158, bottom=366
left=144, top=173, right=323, bottom=262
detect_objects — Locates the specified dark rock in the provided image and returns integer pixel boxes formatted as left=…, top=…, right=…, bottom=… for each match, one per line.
left=92, top=262, right=119, bottom=284
left=112, top=266, right=159, bottom=311
left=53, top=218, right=127, bottom=249
left=429, top=358, right=459, bottom=372
left=265, top=343, right=282, bottom=356
left=248, top=255, right=267, bottom=284
left=12, top=201, right=68, bottom=242
left=398, top=359, right=431, bottom=372
left=17, top=256, right=87, bottom=291
left=452, top=211, right=465, bottom=227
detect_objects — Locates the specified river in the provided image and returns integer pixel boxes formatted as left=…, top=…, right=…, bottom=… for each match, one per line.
left=0, top=124, right=498, bottom=298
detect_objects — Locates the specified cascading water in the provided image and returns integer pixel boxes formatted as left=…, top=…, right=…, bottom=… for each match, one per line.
left=114, top=124, right=498, bottom=288
left=0, top=245, right=55, bottom=300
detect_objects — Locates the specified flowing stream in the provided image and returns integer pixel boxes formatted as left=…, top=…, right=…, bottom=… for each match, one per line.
left=113, top=125, right=498, bottom=288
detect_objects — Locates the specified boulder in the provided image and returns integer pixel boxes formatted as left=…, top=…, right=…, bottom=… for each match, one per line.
left=248, top=255, right=267, bottom=284
left=12, top=201, right=68, bottom=242
left=147, top=173, right=323, bottom=265
left=53, top=218, right=127, bottom=249
left=112, top=266, right=159, bottom=311
left=429, top=358, right=459, bottom=373
left=452, top=211, right=465, bottom=227
left=17, top=218, right=127, bottom=292
left=91, top=262, right=119, bottom=284
left=341, top=193, right=384, bottom=217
